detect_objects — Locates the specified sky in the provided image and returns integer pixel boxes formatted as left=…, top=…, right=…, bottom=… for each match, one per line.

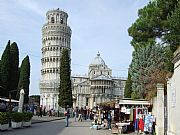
left=0, top=0, right=149, bottom=95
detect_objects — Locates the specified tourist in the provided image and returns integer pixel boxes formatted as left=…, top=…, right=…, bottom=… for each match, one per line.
left=48, top=109, right=52, bottom=117
left=0, top=100, right=6, bottom=112
left=74, top=107, right=78, bottom=122
left=43, top=106, right=46, bottom=116
left=64, top=106, right=70, bottom=127
left=87, top=108, right=90, bottom=119
left=40, top=105, right=43, bottom=117
left=12, top=105, right=18, bottom=112
left=84, top=106, right=87, bottom=120
left=107, top=110, right=112, bottom=130
left=78, top=108, right=83, bottom=122
left=100, top=111, right=104, bottom=124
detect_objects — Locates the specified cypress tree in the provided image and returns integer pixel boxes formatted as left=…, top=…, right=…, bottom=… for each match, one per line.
left=17, top=55, right=30, bottom=104
left=124, top=72, right=132, bottom=98
left=10, top=42, right=19, bottom=99
left=58, top=49, right=72, bottom=108
left=0, top=40, right=11, bottom=98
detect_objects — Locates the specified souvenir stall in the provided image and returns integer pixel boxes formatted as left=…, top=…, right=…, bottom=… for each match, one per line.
left=116, top=99, right=152, bottom=134
left=90, top=99, right=154, bottom=134
left=91, top=101, right=115, bottom=130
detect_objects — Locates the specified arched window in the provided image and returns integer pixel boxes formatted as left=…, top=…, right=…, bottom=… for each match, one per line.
left=51, top=17, right=55, bottom=23
left=60, top=18, right=63, bottom=24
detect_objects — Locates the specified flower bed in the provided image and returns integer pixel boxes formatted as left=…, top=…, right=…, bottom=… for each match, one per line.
left=11, top=112, right=24, bottom=128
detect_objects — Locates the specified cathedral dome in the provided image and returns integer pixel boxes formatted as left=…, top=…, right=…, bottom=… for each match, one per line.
left=90, top=52, right=105, bottom=66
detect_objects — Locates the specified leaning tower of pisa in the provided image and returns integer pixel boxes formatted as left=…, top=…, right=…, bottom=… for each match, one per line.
left=40, top=9, right=71, bottom=111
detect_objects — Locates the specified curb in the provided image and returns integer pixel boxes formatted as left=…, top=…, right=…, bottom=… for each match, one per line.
left=32, top=117, right=65, bottom=124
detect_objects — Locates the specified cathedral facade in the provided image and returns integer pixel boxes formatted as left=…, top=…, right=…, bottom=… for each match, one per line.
left=72, top=52, right=126, bottom=109
left=39, top=9, right=71, bottom=111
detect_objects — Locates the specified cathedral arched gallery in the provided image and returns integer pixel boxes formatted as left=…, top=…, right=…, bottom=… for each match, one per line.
left=72, top=52, right=126, bottom=109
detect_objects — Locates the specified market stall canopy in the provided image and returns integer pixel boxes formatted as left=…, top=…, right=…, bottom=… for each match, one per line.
left=119, top=99, right=151, bottom=105
left=0, top=97, right=19, bottom=103
left=99, top=100, right=116, bottom=107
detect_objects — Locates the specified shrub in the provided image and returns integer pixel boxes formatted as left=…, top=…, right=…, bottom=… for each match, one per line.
left=11, top=112, right=23, bottom=122
left=23, top=112, right=33, bottom=122
left=0, top=112, right=9, bottom=124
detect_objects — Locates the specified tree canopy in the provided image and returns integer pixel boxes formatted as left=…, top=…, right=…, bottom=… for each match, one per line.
left=130, top=42, right=165, bottom=99
left=124, top=72, right=132, bottom=98
left=128, top=0, right=178, bottom=47
left=0, top=40, right=30, bottom=102
left=126, top=0, right=179, bottom=99
left=9, top=42, right=19, bottom=99
left=58, top=49, right=72, bottom=108
left=0, top=40, right=11, bottom=98
left=17, top=55, right=30, bottom=104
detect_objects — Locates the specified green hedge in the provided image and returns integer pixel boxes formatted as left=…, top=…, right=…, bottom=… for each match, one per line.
left=11, top=112, right=24, bottom=122
left=0, top=112, right=9, bottom=124
left=23, top=112, right=33, bottom=122
left=0, top=112, right=34, bottom=124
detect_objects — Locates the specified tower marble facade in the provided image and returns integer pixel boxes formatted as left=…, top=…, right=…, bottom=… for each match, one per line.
left=40, top=9, right=71, bottom=111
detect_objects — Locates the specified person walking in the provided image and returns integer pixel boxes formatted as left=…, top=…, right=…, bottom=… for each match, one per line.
left=78, top=108, right=83, bottom=122
left=74, top=107, right=77, bottom=122
left=39, top=105, right=43, bottom=117
left=84, top=106, right=87, bottom=120
left=64, top=106, right=70, bottom=127
left=107, top=110, right=112, bottom=130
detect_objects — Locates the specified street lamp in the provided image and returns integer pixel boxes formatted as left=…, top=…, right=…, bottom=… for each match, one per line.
left=9, top=89, right=18, bottom=113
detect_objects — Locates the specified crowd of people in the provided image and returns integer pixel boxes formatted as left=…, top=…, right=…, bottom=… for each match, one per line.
left=66, top=106, right=113, bottom=130
left=0, top=100, right=7, bottom=112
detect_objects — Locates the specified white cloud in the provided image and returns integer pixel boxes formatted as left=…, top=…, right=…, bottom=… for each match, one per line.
left=16, top=0, right=44, bottom=17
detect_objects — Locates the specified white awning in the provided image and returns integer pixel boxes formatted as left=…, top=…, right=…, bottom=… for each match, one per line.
left=119, top=99, right=151, bottom=105
left=0, top=97, right=19, bottom=103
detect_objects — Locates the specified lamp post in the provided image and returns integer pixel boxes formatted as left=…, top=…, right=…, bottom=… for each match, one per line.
left=9, top=89, right=18, bottom=113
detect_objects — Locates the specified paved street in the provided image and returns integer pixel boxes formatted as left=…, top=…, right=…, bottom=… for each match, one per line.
left=0, top=118, right=137, bottom=135
left=31, top=116, right=65, bottom=124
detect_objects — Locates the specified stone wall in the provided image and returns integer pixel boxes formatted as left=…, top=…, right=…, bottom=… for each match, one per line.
left=167, top=46, right=180, bottom=135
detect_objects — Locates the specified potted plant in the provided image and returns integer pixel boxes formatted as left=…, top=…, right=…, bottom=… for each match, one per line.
left=11, top=112, right=23, bottom=128
left=22, top=112, right=33, bottom=127
left=0, top=112, right=9, bottom=130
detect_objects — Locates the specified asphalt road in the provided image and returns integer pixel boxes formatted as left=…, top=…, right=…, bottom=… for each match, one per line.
left=0, top=119, right=137, bottom=135
left=0, top=119, right=108, bottom=135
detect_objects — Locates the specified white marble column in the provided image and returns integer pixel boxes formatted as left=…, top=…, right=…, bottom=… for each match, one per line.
left=156, top=83, right=164, bottom=135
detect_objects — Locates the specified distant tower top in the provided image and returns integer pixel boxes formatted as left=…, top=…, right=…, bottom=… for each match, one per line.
left=46, top=8, right=68, bottom=25
left=97, top=51, right=100, bottom=57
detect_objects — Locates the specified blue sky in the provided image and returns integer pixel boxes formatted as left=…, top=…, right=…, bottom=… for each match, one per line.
left=0, top=0, right=149, bottom=95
